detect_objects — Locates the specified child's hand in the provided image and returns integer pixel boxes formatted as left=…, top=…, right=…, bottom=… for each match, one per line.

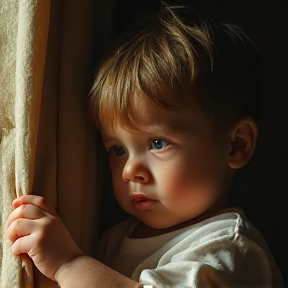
left=6, top=195, right=85, bottom=281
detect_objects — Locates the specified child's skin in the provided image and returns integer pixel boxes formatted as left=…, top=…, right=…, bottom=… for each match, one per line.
left=6, top=94, right=258, bottom=287
left=100, top=97, right=256, bottom=237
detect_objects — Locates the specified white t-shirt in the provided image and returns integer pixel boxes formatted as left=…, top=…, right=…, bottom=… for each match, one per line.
left=97, top=209, right=284, bottom=287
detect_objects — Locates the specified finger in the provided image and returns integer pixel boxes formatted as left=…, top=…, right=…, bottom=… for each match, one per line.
left=6, top=203, right=48, bottom=228
left=6, top=218, right=36, bottom=243
left=12, top=195, right=57, bottom=217
left=11, top=234, right=36, bottom=256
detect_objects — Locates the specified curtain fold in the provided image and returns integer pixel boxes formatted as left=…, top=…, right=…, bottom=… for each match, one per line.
left=0, top=1, right=51, bottom=287
left=1, top=0, right=105, bottom=287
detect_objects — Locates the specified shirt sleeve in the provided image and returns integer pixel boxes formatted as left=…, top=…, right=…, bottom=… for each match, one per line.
left=139, top=230, right=273, bottom=287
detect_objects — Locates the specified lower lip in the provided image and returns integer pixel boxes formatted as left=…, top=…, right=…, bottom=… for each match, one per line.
left=132, top=199, right=158, bottom=210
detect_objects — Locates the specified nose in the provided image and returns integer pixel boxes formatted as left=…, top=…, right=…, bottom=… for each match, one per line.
left=122, top=156, right=150, bottom=183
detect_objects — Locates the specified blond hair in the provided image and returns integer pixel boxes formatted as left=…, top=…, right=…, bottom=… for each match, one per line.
left=89, top=3, right=260, bottom=131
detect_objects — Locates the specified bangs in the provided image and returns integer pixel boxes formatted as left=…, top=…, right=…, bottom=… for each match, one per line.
left=89, top=4, right=260, bottom=137
left=89, top=5, right=215, bottom=131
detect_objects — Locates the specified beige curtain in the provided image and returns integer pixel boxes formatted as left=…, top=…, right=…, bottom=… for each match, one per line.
left=0, top=1, right=51, bottom=286
left=0, top=0, right=114, bottom=287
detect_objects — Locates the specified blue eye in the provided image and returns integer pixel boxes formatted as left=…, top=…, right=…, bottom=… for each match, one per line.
left=111, top=146, right=125, bottom=157
left=151, top=139, right=169, bottom=150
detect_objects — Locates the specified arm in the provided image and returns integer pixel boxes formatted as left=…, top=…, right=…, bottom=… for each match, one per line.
left=56, top=255, right=139, bottom=288
left=6, top=195, right=139, bottom=288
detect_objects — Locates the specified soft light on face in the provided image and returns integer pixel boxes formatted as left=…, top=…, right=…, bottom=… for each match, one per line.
left=101, top=98, right=233, bottom=230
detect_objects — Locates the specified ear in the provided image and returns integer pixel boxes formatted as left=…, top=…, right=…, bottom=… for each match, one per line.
left=228, top=116, right=258, bottom=169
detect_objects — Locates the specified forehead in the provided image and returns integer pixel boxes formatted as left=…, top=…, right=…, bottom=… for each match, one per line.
left=101, top=97, right=210, bottom=136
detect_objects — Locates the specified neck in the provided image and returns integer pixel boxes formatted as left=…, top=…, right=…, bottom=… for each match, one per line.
left=131, top=201, right=230, bottom=239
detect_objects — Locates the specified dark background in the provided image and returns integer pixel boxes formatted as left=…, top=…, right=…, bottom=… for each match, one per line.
left=96, top=0, right=288, bottom=283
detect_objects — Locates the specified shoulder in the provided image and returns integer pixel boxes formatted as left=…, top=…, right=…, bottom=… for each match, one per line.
left=169, top=208, right=255, bottom=245
left=137, top=210, right=284, bottom=287
left=177, top=209, right=273, bottom=259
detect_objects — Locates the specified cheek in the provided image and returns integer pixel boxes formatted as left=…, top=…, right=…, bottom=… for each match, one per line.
left=109, top=157, right=125, bottom=178
left=109, top=160, right=125, bottom=191
left=160, top=162, right=224, bottom=216
left=158, top=153, right=226, bottom=198
left=111, top=170, right=128, bottom=209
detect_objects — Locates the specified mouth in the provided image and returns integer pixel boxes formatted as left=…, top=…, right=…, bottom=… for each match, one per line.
left=130, top=194, right=158, bottom=210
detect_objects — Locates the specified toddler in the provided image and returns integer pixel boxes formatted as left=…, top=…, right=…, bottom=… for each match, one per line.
left=6, top=3, right=284, bottom=287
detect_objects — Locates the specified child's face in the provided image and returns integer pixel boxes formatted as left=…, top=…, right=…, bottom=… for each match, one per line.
left=101, top=99, right=233, bottom=230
